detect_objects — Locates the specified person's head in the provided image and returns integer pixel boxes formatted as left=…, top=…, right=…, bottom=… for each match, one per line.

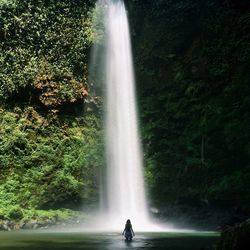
left=126, top=219, right=131, bottom=224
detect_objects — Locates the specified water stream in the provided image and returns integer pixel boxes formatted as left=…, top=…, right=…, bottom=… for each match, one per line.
left=90, top=0, right=153, bottom=231
left=103, top=0, right=149, bottom=230
left=90, top=0, right=187, bottom=232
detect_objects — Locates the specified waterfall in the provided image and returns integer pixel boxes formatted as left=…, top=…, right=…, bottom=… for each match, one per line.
left=104, top=0, right=149, bottom=230
left=89, top=0, right=168, bottom=232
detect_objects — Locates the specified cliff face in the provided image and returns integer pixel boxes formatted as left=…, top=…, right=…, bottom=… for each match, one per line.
left=128, top=0, right=250, bottom=210
left=0, top=0, right=103, bottom=219
left=217, top=219, right=250, bottom=250
left=0, top=0, right=96, bottom=111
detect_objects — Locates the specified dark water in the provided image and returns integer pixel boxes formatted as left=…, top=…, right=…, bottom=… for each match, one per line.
left=0, top=231, right=219, bottom=250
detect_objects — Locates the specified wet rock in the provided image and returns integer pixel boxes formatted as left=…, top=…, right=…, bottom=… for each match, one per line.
left=22, top=219, right=38, bottom=230
left=37, top=218, right=54, bottom=228
left=0, top=220, right=12, bottom=231
left=217, top=219, right=250, bottom=250
left=0, top=214, right=82, bottom=231
left=0, top=221, right=6, bottom=231
left=13, top=223, right=21, bottom=230
left=156, top=199, right=249, bottom=231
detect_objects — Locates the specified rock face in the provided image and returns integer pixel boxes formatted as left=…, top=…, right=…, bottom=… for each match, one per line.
left=155, top=199, right=249, bottom=231
left=217, top=219, right=250, bottom=250
left=0, top=220, right=16, bottom=231
left=0, top=217, right=82, bottom=231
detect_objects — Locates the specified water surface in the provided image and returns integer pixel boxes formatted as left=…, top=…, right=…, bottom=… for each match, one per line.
left=0, top=231, right=219, bottom=250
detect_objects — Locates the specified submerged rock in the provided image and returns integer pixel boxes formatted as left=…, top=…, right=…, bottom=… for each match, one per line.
left=217, top=219, right=250, bottom=250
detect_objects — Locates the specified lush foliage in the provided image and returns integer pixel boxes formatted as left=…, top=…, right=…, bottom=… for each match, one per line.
left=0, top=0, right=102, bottom=219
left=0, top=0, right=95, bottom=109
left=129, top=0, right=250, bottom=209
left=0, top=107, right=103, bottom=210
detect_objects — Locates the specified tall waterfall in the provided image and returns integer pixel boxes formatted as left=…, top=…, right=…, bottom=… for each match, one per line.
left=89, top=0, right=167, bottom=231
left=104, top=0, right=149, bottom=230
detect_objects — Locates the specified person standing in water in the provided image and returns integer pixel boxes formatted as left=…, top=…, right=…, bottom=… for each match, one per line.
left=122, top=219, right=135, bottom=241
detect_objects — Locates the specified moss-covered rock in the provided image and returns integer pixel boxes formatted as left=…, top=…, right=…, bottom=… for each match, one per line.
left=0, top=208, right=88, bottom=231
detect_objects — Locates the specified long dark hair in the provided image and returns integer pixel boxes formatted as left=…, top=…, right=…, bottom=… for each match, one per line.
left=126, top=219, right=131, bottom=225
left=125, top=219, right=132, bottom=229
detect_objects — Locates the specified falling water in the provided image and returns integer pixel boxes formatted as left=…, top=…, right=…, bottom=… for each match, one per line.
left=89, top=0, right=173, bottom=232
left=104, top=0, right=149, bottom=230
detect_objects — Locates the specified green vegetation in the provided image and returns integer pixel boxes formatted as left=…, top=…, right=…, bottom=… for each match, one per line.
left=0, top=107, right=102, bottom=208
left=0, top=205, right=84, bottom=222
left=0, top=0, right=102, bottom=221
left=0, top=0, right=95, bottom=107
left=129, top=0, right=250, bottom=209
left=0, top=107, right=103, bottom=215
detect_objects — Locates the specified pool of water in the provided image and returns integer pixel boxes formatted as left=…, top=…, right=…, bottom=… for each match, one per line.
left=0, top=231, right=219, bottom=250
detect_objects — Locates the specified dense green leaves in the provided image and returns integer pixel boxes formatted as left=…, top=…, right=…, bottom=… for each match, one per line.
left=0, top=0, right=102, bottom=217
left=130, top=0, right=250, bottom=208
left=0, top=107, right=103, bottom=210
left=0, top=0, right=95, bottom=109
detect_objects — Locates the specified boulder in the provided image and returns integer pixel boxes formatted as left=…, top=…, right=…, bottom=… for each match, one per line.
left=22, top=219, right=38, bottom=230
left=217, top=219, right=250, bottom=250
left=0, top=220, right=12, bottom=231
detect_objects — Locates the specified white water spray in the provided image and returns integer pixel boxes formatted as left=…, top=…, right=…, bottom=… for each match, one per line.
left=89, top=0, right=176, bottom=232
left=104, top=0, right=149, bottom=230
